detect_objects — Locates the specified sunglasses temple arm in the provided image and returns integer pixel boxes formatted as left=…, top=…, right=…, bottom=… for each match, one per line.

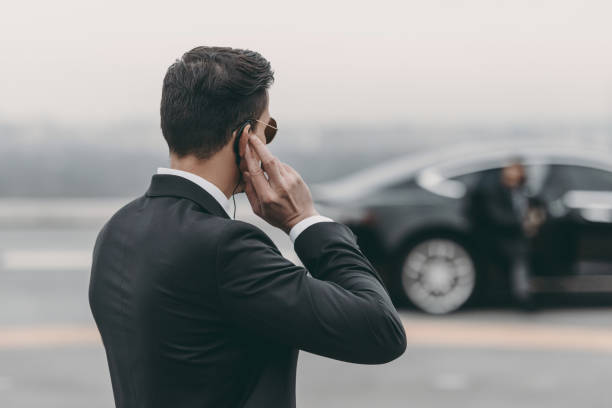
left=254, top=118, right=277, bottom=130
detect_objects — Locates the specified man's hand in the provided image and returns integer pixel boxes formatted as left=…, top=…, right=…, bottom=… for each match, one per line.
left=523, top=207, right=547, bottom=238
left=241, top=134, right=319, bottom=234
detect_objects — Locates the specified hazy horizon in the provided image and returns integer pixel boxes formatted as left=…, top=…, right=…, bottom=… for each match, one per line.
left=2, top=117, right=612, bottom=198
left=2, top=0, right=612, bottom=127
left=3, top=0, right=612, bottom=197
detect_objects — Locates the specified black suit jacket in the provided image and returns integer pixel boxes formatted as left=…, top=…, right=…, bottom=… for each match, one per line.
left=464, top=169, right=526, bottom=237
left=89, top=174, right=406, bottom=408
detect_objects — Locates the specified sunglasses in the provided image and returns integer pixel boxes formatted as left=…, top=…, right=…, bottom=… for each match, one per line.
left=252, top=117, right=278, bottom=144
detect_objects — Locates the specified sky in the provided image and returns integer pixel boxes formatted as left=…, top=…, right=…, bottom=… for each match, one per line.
left=1, top=0, right=612, bottom=126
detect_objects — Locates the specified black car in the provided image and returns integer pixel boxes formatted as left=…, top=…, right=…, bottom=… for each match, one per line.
left=312, top=141, right=612, bottom=314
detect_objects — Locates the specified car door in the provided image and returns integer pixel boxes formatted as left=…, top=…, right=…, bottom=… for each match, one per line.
left=538, top=164, right=612, bottom=278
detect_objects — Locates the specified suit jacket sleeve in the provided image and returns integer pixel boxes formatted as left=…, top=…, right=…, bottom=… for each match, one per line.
left=466, top=177, right=522, bottom=231
left=215, top=220, right=407, bottom=364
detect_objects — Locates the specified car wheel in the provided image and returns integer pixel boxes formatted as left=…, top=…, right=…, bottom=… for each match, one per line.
left=397, top=238, right=477, bottom=314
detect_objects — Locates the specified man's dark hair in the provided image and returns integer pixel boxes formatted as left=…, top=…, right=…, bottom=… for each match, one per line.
left=160, top=46, right=274, bottom=159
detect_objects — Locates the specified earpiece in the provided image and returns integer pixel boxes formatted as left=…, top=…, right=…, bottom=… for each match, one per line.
left=233, top=120, right=252, bottom=167
left=231, top=120, right=252, bottom=219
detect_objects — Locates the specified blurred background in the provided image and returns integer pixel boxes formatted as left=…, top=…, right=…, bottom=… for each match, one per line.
left=2, top=0, right=612, bottom=407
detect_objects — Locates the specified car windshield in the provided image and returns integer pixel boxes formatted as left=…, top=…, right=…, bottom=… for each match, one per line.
left=313, top=151, right=443, bottom=200
left=313, top=141, right=612, bottom=202
left=314, top=143, right=521, bottom=200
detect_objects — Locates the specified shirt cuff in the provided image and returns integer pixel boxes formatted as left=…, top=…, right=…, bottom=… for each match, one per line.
left=289, top=215, right=334, bottom=243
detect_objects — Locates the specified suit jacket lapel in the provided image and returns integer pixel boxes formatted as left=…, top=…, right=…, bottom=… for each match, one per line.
left=145, top=174, right=231, bottom=220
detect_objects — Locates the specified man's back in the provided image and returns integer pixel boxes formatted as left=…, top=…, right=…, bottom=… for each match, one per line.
left=90, top=182, right=256, bottom=407
left=89, top=174, right=406, bottom=408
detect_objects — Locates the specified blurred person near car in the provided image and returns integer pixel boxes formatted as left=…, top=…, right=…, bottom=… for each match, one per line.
left=464, top=157, right=546, bottom=308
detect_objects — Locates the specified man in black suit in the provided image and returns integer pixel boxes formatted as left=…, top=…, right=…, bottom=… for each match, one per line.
left=464, top=158, right=543, bottom=307
left=89, top=46, right=406, bottom=408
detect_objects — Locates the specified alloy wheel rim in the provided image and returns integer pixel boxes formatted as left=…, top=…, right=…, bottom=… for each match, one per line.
left=401, top=239, right=475, bottom=314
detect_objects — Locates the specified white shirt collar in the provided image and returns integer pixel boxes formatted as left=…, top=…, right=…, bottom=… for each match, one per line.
left=156, top=167, right=233, bottom=218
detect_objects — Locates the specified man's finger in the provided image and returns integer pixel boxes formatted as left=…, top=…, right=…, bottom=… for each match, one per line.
left=278, top=161, right=288, bottom=178
left=281, top=162, right=297, bottom=176
left=281, top=162, right=303, bottom=182
left=248, top=136, right=284, bottom=187
left=244, top=142, right=274, bottom=201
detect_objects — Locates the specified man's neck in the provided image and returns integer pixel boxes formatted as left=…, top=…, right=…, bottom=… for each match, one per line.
left=169, top=151, right=237, bottom=199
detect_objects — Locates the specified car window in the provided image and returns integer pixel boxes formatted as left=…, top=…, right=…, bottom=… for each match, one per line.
left=384, top=177, right=416, bottom=191
left=450, top=169, right=498, bottom=191
left=449, top=164, right=549, bottom=195
left=545, top=165, right=612, bottom=194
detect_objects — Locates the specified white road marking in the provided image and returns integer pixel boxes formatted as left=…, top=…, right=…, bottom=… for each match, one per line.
left=528, top=374, right=559, bottom=391
left=0, top=326, right=100, bottom=349
left=0, top=248, right=300, bottom=271
left=2, top=319, right=612, bottom=353
left=431, top=373, right=470, bottom=391
left=400, top=318, right=612, bottom=353
left=1, top=250, right=92, bottom=271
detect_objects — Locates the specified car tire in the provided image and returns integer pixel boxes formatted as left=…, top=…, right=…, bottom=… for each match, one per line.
left=393, top=237, right=478, bottom=314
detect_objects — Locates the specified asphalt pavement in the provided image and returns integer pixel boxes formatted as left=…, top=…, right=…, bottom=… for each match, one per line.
left=1, top=205, right=612, bottom=408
